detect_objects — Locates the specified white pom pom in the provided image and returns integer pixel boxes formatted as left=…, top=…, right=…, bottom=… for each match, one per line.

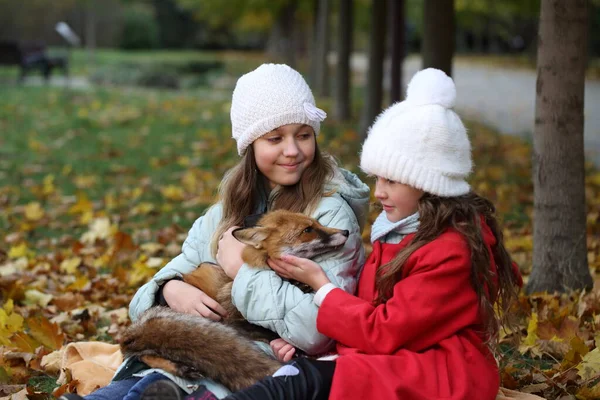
left=406, top=68, right=456, bottom=108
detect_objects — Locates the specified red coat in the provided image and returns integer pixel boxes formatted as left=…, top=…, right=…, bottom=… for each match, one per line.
left=317, top=224, right=514, bottom=400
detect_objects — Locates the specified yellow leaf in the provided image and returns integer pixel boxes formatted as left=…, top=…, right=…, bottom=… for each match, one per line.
left=67, top=275, right=90, bottom=291
left=160, top=185, right=185, bottom=201
left=24, top=202, right=44, bottom=221
left=0, top=299, right=24, bottom=346
left=576, top=348, right=600, bottom=381
left=131, top=187, right=143, bottom=200
left=92, top=253, right=111, bottom=269
left=182, top=171, right=197, bottom=192
left=8, top=243, right=28, bottom=259
left=564, top=336, right=589, bottom=364
left=81, top=218, right=115, bottom=244
left=42, top=174, right=55, bottom=196
left=131, top=202, right=155, bottom=215
left=68, top=193, right=93, bottom=215
left=79, top=210, right=93, bottom=225
left=60, top=257, right=81, bottom=274
left=24, top=289, right=54, bottom=307
left=128, top=255, right=154, bottom=287
left=519, top=312, right=539, bottom=354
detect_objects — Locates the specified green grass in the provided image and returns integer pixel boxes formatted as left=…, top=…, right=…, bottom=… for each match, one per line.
left=0, top=48, right=266, bottom=83
left=0, top=85, right=234, bottom=241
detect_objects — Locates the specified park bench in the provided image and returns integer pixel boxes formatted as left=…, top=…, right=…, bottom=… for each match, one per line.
left=0, top=41, right=68, bottom=82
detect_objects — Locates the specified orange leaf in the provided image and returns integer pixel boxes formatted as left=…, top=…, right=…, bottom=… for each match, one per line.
left=25, top=316, right=65, bottom=351
left=10, top=332, right=41, bottom=353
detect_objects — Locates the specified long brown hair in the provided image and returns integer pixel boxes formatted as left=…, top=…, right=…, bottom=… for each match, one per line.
left=375, top=192, right=519, bottom=345
left=211, top=140, right=335, bottom=256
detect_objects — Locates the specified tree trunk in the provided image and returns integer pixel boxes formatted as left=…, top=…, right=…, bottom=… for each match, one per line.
left=422, top=0, right=454, bottom=77
left=389, top=0, right=405, bottom=103
left=335, top=0, right=353, bottom=121
left=360, top=0, right=387, bottom=138
left=310, top=0, right=319, bottom=87
left=527, top=0, right=592, bottom=294
left=314, top=0, right=331, bottom=97
left=267, top=0, right=297, bottom=67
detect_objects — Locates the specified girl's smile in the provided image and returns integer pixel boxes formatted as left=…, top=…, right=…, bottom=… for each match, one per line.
left=253, top=124, right=316, bottom=188
left=278, top=162, right=302, bottom=170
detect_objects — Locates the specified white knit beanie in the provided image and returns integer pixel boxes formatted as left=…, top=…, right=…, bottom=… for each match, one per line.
left=230, top=64, right=327, bottom=156
left=360, top=68, right=472, bottom=197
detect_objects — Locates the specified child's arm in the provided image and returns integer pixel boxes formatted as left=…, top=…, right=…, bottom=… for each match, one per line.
left=230, top=198, right=365, bottom=355
left=128, top=205, right=222, bottom=321
left=317, top=236, right=480, bottom=355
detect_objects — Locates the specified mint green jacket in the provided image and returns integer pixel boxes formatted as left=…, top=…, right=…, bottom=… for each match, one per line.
left=129, top=168, right=368, bottom=352
left=123, top=168, right=369, bottom=395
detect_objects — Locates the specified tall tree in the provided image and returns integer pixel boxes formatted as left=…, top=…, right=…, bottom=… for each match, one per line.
left=389, top=0, right=405, bottom=103
left=360, top=0, right=386, bottom=137
left=313, top=0, right=331, bottom=97
left=267, top=0, right=298, bottom=67
left=527, top=0, right=593, bottom=294
left=335, top=0, right=353, bottom=121
left=422, top=0, right=455, bottom=77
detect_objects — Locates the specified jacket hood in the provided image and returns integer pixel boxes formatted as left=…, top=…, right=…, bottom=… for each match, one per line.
left=324, top=167, right=370, bottom=232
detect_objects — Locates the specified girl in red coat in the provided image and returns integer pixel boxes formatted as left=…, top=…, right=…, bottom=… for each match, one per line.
left=143, top=68, right=522, bottom=400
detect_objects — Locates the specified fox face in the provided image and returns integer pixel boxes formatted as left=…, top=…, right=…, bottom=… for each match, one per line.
left=232, top=210, right=349, bottom=266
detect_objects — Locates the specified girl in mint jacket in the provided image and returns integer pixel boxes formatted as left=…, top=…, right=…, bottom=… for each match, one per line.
left=74, top=64, right=369, bottom=400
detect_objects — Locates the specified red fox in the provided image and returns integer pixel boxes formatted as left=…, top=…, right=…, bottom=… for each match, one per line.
left=120, top=210, right=349, bottom=391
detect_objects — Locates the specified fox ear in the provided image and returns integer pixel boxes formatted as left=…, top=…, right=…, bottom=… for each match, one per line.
left=233, top=227, right=271, bottom=249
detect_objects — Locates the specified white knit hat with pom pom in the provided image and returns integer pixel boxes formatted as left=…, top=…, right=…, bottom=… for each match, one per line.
left=360, top=68, right=471, bottom=197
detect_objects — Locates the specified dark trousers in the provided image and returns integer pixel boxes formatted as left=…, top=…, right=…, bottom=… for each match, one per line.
left=222, top=358, right=335, bottom=400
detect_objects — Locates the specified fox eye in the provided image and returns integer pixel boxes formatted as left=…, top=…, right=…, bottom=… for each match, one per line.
left=303, top=227, right=313, bottom=233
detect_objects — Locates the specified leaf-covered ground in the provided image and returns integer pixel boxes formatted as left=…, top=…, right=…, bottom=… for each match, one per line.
left=0, top=57, right=599, bottom=399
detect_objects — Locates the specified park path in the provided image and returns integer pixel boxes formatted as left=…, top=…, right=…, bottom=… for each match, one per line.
left=353, top=55, right=600, bottom=166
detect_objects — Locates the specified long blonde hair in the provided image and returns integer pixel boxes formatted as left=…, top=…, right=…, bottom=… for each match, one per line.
left=211, top=141, right=336, bottom=256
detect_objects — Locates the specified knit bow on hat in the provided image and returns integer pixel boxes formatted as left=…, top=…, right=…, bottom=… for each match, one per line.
left=360, top=68, right=472, bottom=197
left=230, top=64, right=326, bottom=156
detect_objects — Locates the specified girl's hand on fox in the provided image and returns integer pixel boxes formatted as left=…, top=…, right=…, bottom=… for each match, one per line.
left=268, top=255, right=331, bottom=291
left=163, top=280, right=228, bottom=321
left=270, top=338, right=296, bottom=362
left=217, top=226, right=245, bottom=279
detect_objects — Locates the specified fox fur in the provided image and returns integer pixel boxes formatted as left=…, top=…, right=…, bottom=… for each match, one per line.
left=120, top=306, right=282, bottom=392
left=121, top=210, right=349, bottom=391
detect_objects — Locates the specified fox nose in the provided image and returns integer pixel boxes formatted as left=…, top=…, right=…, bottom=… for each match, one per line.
left=341, top=230, right=349, bottom=237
